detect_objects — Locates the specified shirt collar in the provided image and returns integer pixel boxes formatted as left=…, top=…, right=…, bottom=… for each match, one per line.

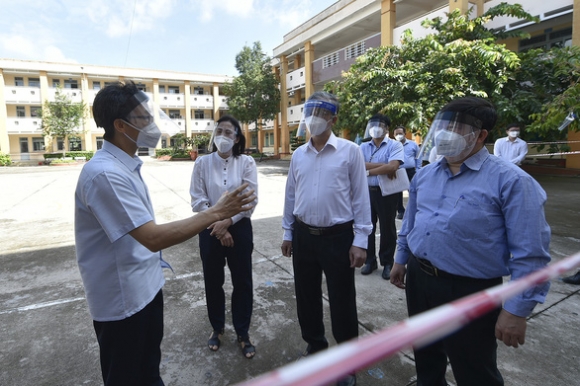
left=307, top=131, right=338, bottom=152
left=440, top=146, right=489, bottom=171
left=102, top=140, right=142, bottom=172
left=367, top=136, right=389, bottom=149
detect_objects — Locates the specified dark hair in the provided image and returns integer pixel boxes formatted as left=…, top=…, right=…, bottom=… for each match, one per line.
left=93, top=81, right=140, bottom=141
left=394, top=125, right=406, bottom=133
left=440, top=97, right=497, bottom=131
left=370, top=113, right=391, bottom=127
left=506, top=123, right=521, bottom=131
left=212, top=114, right=245, bottom=157
left=308, top=91, right=339, bottom=115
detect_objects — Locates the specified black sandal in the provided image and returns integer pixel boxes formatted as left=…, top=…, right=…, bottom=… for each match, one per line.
left=238, top=335, right=255, bottom=359
left=208, top=329, right=223, bottom=351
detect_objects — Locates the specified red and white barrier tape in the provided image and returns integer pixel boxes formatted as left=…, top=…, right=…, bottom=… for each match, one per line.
left=236, top=252, right=580, bottom=386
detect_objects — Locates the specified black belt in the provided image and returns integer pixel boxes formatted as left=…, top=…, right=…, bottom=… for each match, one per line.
left=295, top=218, right=353, bottom=236
left=416, top=257, right=454, bottom=278
left=368, top=186, right=380, bottom=191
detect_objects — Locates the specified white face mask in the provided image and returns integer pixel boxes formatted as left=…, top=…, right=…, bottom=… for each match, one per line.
left=123, top=121, right=161, bottom=148
left=395, top=134, right=405, bottom=141
left=435, top=129, right=478, bottom=161
left=508, top=131, right=520, bottom=138
left=369, top=126, right=385, bottom=139
left=305, top=116, right=331, bottom=136
left=213, top=135, right=235, bottom=153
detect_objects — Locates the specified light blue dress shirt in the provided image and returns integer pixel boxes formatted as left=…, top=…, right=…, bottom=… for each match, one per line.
left=359, top=137, right=404, bottom=186
left=395, top=147, right=551, bottom=317
left=493, top=137, right=528, bottom=165
left=401, top=140, right=422, bottom=171
left=75, top=141, right=164, bottom=321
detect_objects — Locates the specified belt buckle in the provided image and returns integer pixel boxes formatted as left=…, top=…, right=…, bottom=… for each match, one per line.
left=432, top=266, right=439, bottom=277
left=309, top=227, right=322, bottom=236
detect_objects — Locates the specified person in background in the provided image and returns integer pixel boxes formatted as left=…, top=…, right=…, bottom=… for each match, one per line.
left=390, top=97, right=551, bottom=386
left=394, top=125, right=421, bottom=220
left=75, top=82, right=254, bottom=386
left=359, top=114, right=404, bottom=280
left=190, top=115, right=258, bottom=359
left=281, top=91, right=371, bottom=386
left=493, top=123, right=528, bottom=165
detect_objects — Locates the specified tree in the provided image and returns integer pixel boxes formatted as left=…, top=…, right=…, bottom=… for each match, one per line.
left=41, top=88, right=87, bottom=155
left=325, top=4, right=537, bottom=139
left=222, top=42, right=281, bottom=150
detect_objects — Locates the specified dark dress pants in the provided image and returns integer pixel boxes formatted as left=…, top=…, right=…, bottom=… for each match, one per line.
left=292, top=223, right=358, bottom=353
left=93, top=290, right=164, bottom=386
left=367, top=188, right=399, bottom=266
left=397, top=168, right=416, bottom=214
left=199, top=217, right=253, bottom=337
left=406, top=256, right=504, bottom=386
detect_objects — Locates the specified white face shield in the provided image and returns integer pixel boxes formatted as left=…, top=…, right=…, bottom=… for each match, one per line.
left=418, top=111, right=483, bottom=163
left=296, top=100, right=337, bottom=138
left=363, top=119, right=388, bottom=140
left=208, top=121, right=239, bottom=153
left=123, top=91, right=181, bottom=147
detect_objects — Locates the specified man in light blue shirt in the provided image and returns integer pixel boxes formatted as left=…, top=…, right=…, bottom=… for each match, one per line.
left=493, top=123, right=528, bottom=165
left=390, top=97, right=550, bottom=386
left=75, top=82, right=254, bottom=386
left=393, top=125, right=421, bottom=219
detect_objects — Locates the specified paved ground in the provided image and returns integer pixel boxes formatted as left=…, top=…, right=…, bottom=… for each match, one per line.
left=1, top=157, right=579, bottom=386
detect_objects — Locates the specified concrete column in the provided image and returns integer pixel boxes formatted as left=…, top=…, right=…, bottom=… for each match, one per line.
left=304, top=41, right=314, bottom=97
left=38, top=71, right=54, bottom=151
left=449, top=0, right=469, bottom=14
left=0, top=69, right=9, bottom=154
left=272, top=66, right=280, bottom=155
left=568, top=0, right=580, bottom=169
left=381, top=0, right=396, bottom=46
left=184, top=81, right=191, bottom=138
left=280, top=55, right=290, bottom=154
left=80, top=72, right=93, bottom=151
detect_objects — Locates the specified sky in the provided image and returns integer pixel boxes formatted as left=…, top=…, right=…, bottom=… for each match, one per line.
left=0, top=0, right=337, bottom=76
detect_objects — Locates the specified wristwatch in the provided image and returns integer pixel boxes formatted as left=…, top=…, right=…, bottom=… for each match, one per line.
left=366, top=170, right=370, bottom=176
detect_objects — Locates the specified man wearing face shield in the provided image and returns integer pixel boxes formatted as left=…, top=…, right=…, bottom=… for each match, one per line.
left=281, top=91, right=371, bottom=386
left=359, top=114, right=404, bottom=280
left=390, top=97, right=551, bottom=386
left=74, top=82, right=255, bottom=386
left=493, top=123, right=528, bottom=165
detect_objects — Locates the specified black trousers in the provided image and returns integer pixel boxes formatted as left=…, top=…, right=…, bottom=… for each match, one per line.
left=292, top=222, right=358, bottom=353
left=397, top=168, right=416, bottom=214
left=367, top=188, right=399, bottom=266
left=199, top=217, right=253, bottom=337
left=406, top=256, right=504, bottom=386
left=93, top=290, right=164, bottom=386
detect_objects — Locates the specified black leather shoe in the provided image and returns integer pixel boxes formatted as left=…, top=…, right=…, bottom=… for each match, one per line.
left=382, top=265, right=392, bottom=280
left=562, top=271, right=580, bottom=285
left=336, top=374, right=356, bottom=386
left=361, top=261, right=378, bottom=275
left=397, top=212, right=404, bottom=220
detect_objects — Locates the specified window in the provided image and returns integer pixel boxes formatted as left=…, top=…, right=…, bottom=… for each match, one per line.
left=136, top=83, right=146, bottom=91
left=519, top=27, right=572, bottom=51
left=16, top=106, right=26, bottom=117
left=345, top=41, right=365, bottom=60
left=19, top=138, right=29, bottom=153
left=322, top=52, right=339, bottom=69
left=52, top=79, right=60, bottom=87
left=193, top=86, right=204, bottom=95
left=64, top=79, right=79, bottom=89
left=69, top=137, right=82, bottom=151
left=57, top=137, right=65, bottom=151
left=93, top=81, right=101, bottom=90
left=30, top=106, right=41, bottom=117
left=15, top=77, right=24, bottom=86
left=96, top=137, right=104, bottom=150
left=159, top=85, right=166, bottom=93
left=33, top=137, right=45, bottom=151
left=194, top=110, right=204, bottom=119
left=168, top=110, right=181, bottom=119
left=168, top=86, right=179, bottom=94
left=28, top=78, right=40, bottom=87
left=104, top=82, right=117, bottom=87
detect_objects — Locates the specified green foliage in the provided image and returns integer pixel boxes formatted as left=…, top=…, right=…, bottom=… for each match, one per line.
left=222, top=42, right=281, bottom=138
left=43, top=151, right=94, bottom=160
left=0, top=151, right=12, bottom=166
left=154, top=148, right=173, bottom=157
left=326, top=5, right=535, bottom=138
left=192, top=133, right=211, bottom=149
left=41, top=88, right=87, bottom=155
left=290, top=130, right=305, bottom=151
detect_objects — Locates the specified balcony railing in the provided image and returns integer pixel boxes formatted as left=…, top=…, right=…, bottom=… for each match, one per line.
left=190, top=95, right=214, bottom=109
left=191, top=119, right=215, bottom=133
left=158, top=92, right=185, bottom=108
left=47, top=88, right=83, bottom=103
left=287, top=103, right=304, bottom=124
left=4, top=86, right=42, bottom=104
left=286, top=67, right=306, bottom=91
left=7, top=117, right=43, bottom=134
left=484, top=0, right=572, bottom=31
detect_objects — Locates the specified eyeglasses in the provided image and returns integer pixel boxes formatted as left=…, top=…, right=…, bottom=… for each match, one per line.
left=126, top=115, right=154, bottom=125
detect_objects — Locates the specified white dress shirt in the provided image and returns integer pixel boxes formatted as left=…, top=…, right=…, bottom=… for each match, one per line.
left=282, top=133, right=372, bottom=249
left=190, top=152, right=257, bottom=223
left=493, top=137, right=528, bottom=165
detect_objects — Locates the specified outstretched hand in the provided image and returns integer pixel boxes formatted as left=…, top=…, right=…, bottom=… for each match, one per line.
left=212, top=183, right=255, bottom=219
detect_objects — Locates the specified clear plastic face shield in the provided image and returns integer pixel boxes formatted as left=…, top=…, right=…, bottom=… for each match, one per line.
left=296, top=100, right=337, bottom=138
left=208, top=121, right=239, bottom=153
left=123, top=91, right=181, bottom=147
left=363, top=119, right=388, bottom=140
left=418, top=111, right=483, bottom=163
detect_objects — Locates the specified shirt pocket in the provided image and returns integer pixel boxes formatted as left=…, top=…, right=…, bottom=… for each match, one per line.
left=445, top=198, right=498, bottom=241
